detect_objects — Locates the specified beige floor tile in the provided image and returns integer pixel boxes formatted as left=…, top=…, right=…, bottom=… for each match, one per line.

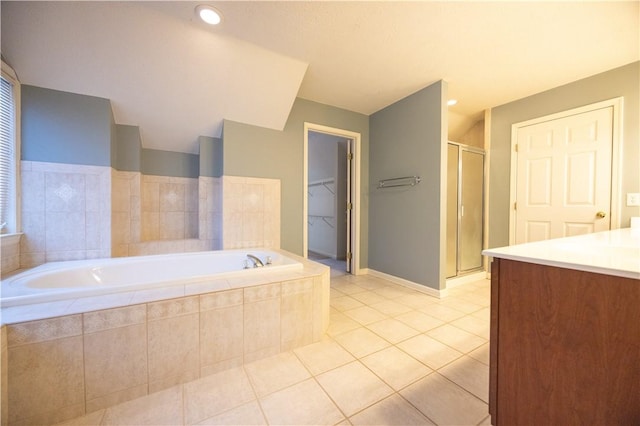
left=330, top=282, right=367, bottom=295
left=101, top=385, right=183, bottom=425
left=451, top=314, right=490, bottom=339
left=195, top=401, right=267, bottom=425
left=244, top=351, right=311, bottom=397
left=294, top=339, right=355, bottom=375
left=183, top=367, right=256, bottom=425
left=366, top=318, right=420, bottom=344
left=369, top=299, right=413, bottom=316
left=479, top=414, right=493, bottom=425
left=373, top=286, right=413, bottom=299
left=418, top=304, right=467, bottom=322
left=334, top=327, right=391, bottom=358
left=468, top=342, right=490, bottom=366
left=471, top=306, right=491, bottom=322
left=330, top=288, right=346, bottom=299
left=349, top=394, right=435, bottom=426
left=54, top=409, right=106, bottom=426
left=331, top=295, right=365, bottom=312
left=400, top=373, right=488, bottom=426
left=394, top=311, right=445, bottom=333
left=349, top=291, right=388, bottom=305
left=351, top=278, right=389, bottom=290
left=342, top=306, right=388, bottom=325
left=316, top=361, right=393, bottom=417
left=452, top=291, right=490, bottom=307
left=394, top=293, right=439, bottom=310
left=326, top=312, right=362, bottom=337
left=259, top=378, right=344, bottom=425
left=360, top=346, right=432, bottom=391
left=438, top=297, right=484, bottom=314
left=439, top=355, right=490, bottom=403
left=397, top=334, right=463, bottom=370
left=427, top=324, right=487, bottom=353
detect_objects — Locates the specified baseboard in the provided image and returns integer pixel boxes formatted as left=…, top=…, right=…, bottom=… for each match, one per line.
left=366, top=269, right=447, bottom=299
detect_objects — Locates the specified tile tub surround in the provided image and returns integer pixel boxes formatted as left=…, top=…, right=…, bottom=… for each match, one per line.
left=19, top=161, right=112, bottom=269
left=1, top=258, right=329, bottom=425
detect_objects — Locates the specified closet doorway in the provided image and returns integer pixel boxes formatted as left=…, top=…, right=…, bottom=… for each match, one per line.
left=303, top=123, right=361, bottom=276
left=446, top=142, right=485, bottom=278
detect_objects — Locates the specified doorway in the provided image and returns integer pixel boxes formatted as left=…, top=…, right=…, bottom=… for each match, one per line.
left=509, top=98, right=623, bottom=244
left=303, top=123, right=361, bottom=276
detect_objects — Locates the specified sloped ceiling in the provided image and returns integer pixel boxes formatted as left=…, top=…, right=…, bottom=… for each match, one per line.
left=2, top=1, right=638, bottom=153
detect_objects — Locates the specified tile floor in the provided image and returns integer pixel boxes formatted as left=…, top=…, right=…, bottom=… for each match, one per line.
left=58, top=273, right=492, bottom=426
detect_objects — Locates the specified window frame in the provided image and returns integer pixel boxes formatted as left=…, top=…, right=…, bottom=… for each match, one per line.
left=1, top=60, right=21, bottom=236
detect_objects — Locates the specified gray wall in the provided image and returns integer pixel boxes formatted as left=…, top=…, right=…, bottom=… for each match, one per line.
left=21, top=85, right=112, bottom=166
left=369, top=80, right=448, bottom=291
left=21, top=85, right=216, bottom=179
left=489, top=61, right=640, bottom=248
left=114, top=124, right=142, bottom=172
left=140, top=148, right=199, bottom=178
left=222, top=98, right=370, bottom=264
left=199, top=135, right=223, bottom=178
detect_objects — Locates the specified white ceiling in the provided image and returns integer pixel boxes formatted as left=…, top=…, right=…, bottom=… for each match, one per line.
left=2, top=1, right=638, bottom=153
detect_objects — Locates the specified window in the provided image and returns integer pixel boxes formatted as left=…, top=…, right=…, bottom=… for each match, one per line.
left=1, top=61, right=20, bottom=235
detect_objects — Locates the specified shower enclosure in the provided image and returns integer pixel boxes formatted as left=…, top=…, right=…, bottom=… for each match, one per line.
left=446, top=142, right=485, bottom=278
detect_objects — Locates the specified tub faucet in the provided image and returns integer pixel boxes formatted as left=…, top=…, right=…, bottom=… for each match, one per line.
left=246, top=254, right=264, bottom=268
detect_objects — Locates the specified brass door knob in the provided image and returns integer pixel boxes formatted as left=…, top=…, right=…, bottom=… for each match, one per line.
left=596, top=211, right=607, bottom=218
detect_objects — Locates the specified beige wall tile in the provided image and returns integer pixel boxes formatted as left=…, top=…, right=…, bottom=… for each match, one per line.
left=159, top=212, right=185, bottom=240
left=142, top=181, right=160, bottom=212
left=147, top=296, right=198, bottom=321
left=83, top=304, right=146, bottom=334
left=7, top=315, right=82, bottom=347
left=141, top=212, right=160, bottom=241
left=111, top=177, right=131, bottom=213
left=8, top=336, right=84, bottom=425
left=20, top=168, right=45, bottom=212
left=281, top=279, right=314, bottom=351
left=200, top=289, right=243, bottom=311
left=84, top=323, right=148, bottom=401
left=148, top=313, right=200, bottom=390
left=159, top=183, right=184, bottom=212
left=200, top=305, right=243, bottom=369
left=244, top=296, right=280, bottom=360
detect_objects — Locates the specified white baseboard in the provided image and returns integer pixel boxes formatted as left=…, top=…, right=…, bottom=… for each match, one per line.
left=366, top=269, right=446, bottom=299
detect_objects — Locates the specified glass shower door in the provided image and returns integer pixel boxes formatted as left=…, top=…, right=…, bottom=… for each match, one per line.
left=459, top=149, right=484, bottom=272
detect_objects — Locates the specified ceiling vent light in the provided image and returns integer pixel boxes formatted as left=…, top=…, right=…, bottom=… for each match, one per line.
left=196, top=5, right=222, bottom=25
left=447, top=99, right=458, bottom=106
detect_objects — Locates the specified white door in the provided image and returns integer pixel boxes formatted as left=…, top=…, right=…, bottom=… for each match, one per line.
left=515, top=106, right=613, bottom=244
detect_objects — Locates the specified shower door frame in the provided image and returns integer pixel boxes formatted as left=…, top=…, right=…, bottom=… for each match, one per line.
left=448, top=142, right=486, bottom=278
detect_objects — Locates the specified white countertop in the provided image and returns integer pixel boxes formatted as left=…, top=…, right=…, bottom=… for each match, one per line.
left=482, top=228, right=640, bottom=280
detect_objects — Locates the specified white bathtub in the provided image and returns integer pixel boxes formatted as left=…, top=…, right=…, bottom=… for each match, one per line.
left=1, top=249, right=302, bottom=308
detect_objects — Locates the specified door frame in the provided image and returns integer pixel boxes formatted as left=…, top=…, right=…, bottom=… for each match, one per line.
left=303, top=122, right=362, bottom=275
left=508, top=97, right=623, bottom=245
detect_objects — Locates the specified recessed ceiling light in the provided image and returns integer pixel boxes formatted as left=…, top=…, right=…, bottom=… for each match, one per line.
left=196, top=5, right=222, bottom=25
left=447, top=99, right=458, bottom=106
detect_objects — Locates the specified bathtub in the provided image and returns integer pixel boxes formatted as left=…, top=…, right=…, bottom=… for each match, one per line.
left=1, top=249, right=330, bottom=424
left=1, top=249, right=303, bottom=308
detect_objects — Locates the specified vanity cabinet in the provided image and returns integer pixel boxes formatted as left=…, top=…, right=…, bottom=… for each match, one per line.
left=489, top=258, right=639, bottom=425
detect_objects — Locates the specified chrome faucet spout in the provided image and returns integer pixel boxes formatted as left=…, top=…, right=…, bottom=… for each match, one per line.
left=246, top=254, right=264, bottom=268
